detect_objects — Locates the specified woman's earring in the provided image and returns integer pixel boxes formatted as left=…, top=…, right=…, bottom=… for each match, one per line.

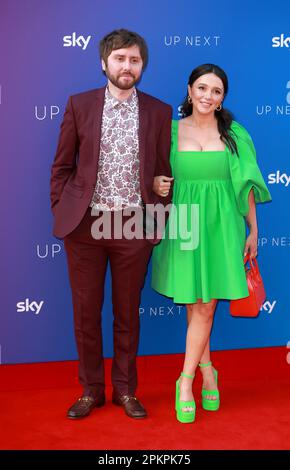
left=188, top=96, right=192, bottom=104
left=216, top=103, right=222, bottom=111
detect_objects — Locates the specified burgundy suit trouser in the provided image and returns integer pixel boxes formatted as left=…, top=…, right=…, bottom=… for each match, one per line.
left=64, top=208, right=152, bottom=399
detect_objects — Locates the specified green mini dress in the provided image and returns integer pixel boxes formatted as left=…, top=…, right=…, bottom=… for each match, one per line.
left=151, top=120, right=271, bottom=304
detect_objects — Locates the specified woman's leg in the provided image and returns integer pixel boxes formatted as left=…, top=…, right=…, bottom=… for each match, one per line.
left=186, top=301, right=218, bottom=400
left=199, top=338, right=219, bottom=400
left=199, top=337, right=211, bottom=364
left=186, top=303, right=213, bottom=364
left=179, top=300, right=216, bottom=410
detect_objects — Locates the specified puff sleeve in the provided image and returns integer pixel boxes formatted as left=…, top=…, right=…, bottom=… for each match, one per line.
left=228, top=121, right=271, bottom=216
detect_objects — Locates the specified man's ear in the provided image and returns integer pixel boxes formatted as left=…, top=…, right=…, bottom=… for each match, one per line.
left=101, top=59, right=106, bottom=72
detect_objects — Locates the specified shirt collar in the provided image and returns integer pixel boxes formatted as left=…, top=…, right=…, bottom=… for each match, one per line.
left=105, top=86, right=137, bottom=110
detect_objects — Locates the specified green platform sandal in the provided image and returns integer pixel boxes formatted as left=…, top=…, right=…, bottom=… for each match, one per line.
left=175, top=372, right=196, bottom=423
left=199, top=361, right=220, bottom=411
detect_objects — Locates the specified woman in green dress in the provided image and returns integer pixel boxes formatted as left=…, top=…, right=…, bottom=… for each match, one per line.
left=152, top=64, right=271, bottom=423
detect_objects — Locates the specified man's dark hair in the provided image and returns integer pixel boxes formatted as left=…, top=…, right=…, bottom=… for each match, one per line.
left=99, top=29, right=148, bottom=69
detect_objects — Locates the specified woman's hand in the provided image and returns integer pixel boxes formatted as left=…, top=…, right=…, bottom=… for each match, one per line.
left=153, top=176, right=174, bottom=197
left=244, top=232, right=258, bottom=258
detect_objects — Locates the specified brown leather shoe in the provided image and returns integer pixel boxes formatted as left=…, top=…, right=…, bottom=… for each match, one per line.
left=67, top=395, right=105, bottom=419
left=112, top=392, right=147, bottom=419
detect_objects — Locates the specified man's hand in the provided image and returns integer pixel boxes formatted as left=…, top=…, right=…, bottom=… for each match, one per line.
left=153, top=176, right=174, bottom=197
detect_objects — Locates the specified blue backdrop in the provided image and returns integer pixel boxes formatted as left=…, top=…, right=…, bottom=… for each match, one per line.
left=1, top=0, right=289, bottom=364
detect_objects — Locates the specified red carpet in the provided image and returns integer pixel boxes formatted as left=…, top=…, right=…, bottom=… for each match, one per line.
left=0, top=347, right=289, bottom=450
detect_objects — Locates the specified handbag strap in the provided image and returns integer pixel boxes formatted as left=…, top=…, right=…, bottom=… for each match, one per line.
left=244, top=253, right=261, bottom=278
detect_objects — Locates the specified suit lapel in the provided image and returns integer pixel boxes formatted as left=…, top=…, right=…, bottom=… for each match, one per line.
left=93, top=87, right=106, bottom=172
left=137, top=90, right=148, bottom=196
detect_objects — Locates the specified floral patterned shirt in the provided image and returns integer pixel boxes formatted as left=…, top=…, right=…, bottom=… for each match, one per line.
left=90, top=87, right=142, bottom=211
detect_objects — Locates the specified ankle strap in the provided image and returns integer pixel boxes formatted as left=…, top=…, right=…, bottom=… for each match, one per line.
left=181, top=372, right=194, bottom=379
left=199, top=361, right=212, bottom=368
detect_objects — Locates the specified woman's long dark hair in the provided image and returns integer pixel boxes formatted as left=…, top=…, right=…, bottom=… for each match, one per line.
left=180, top=64, right=238, bottom=154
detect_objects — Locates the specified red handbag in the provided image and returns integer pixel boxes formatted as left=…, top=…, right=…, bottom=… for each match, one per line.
left=230, top=254, right=266, bottom=317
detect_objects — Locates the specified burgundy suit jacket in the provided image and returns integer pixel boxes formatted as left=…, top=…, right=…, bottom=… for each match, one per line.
left=50, top=87, right=172, bottom=241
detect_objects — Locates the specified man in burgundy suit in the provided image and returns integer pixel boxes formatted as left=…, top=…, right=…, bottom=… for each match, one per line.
left=50, top=29, right=172, bottom=419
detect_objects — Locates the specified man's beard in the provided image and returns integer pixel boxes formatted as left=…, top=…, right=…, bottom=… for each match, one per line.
left=104, top=68, right=141, bottom=90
